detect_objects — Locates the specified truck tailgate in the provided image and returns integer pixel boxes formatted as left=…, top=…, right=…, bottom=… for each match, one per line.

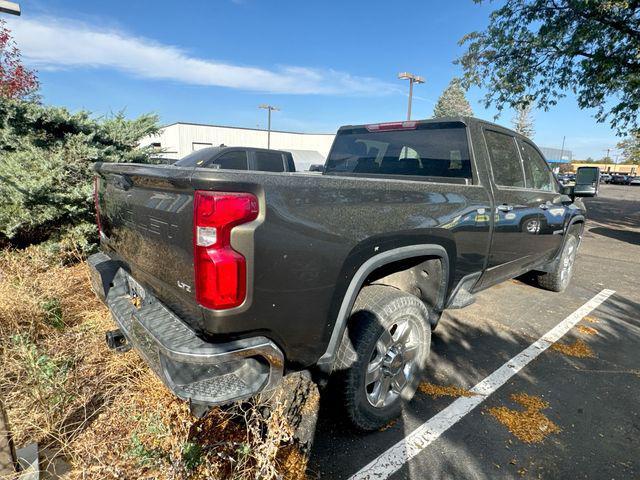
left=94, top=163, right=198, bottom=316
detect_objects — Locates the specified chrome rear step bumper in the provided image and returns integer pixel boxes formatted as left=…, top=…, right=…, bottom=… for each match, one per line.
left=88, top=252, right=284, bottom=407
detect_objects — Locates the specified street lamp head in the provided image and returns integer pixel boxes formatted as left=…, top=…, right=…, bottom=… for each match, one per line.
left=398, top=72, right=425, bottom=84
left=259, top=104, right=280, bottom=111
left=0, top=1, right=21, bottom=15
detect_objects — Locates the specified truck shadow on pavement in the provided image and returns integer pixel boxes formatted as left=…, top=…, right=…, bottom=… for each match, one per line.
left=588, top=226, right=640, bottom=246
left=583, top=196, right=640, bottom=231
left=307, top=286, right=640, bottom=479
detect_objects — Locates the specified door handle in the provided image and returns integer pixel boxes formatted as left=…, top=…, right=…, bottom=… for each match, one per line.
left=497, top=204, right=513, bottom=212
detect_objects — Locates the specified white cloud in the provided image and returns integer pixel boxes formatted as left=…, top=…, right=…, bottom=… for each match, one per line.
left=9, top=17, right=397, bottom=96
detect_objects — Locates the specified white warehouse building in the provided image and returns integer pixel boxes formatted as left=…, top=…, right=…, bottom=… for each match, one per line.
left=140, top=122, right=335, bottom=170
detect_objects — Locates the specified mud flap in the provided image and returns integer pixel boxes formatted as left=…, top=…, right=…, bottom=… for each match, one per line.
left=259, top=371, right=320, bottom=453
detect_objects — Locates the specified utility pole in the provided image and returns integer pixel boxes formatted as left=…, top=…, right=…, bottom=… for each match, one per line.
left=0, top=1, right=20, bottom=15
left=258, top=104, right=279, bottom=149
left=398, top=72, right=425, bottom=120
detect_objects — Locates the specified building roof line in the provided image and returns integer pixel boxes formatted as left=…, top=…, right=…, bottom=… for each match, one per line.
left=161, top=121, right=335, bottom=136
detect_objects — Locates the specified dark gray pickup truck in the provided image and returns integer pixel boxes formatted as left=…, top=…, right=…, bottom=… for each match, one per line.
left=89, top=117, right=598, bottom=430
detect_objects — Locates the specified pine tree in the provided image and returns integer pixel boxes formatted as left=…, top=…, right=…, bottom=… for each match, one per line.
left=512, top=103, right=535, bottom=138
left=0, top=100, right=160, bottom=250
left=432, top=78, right=473, bottom=118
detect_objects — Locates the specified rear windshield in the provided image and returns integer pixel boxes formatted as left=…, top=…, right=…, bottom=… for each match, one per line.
left=324, top=122, right=472, bottom=181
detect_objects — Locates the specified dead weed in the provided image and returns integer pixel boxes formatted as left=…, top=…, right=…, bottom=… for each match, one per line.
left=418, top=382, right=476, bottom=399
left=0, top=246, right=308, bottom=480
left=576, top=325, right=598, bottom=336
left=550, top=339, right=595, bottom=358
left=487, top=393, right=561, bottom=443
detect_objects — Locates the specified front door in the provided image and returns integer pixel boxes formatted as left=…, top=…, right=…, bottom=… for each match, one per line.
left=478, top=129, right=544, bottom=288
left=518, top=139, right=566, bottom=262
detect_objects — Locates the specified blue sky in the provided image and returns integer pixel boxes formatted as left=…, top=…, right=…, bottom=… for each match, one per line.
left=5, top=0, right=621, bottom=159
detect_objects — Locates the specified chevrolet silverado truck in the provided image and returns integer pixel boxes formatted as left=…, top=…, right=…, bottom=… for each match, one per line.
left=89, top=117, right=597, bottom=431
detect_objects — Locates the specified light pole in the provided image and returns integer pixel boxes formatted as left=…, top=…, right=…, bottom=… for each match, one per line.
left=559, top=135, right=566, bottom=163
left=0, top=1, right=20, bottom=15
left=398, top=72, right=425, bottom=120
left=259, top=104, right=279, bottom=149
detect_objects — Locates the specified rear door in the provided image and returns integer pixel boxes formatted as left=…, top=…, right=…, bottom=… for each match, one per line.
left=518, top=139, right=566, bottom=262
left=251, top=150, right=287, bottom=172
left=478, top=128, right=544, bottom=288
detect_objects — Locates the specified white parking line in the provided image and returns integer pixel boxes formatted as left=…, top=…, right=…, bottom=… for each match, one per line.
left=349, top=289, right=615, bottom=480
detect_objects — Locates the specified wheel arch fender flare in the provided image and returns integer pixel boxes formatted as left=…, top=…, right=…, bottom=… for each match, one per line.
left=316, top=244, right=450, bottom=373
left=563, top=215, right=586, bottom=248
left=541, top=214, right=586, bottom=273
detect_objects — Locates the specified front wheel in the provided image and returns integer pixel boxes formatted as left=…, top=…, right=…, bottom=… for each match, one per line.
left=535, top=234, right=579, bottom=292
left=334, top=285, right=431, bottom=431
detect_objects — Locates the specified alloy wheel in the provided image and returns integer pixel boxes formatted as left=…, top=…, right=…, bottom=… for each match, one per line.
left=365, top=317, right=422, bottom=408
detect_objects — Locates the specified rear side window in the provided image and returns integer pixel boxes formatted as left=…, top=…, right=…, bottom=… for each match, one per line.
left=255, top=151, right=285, bottom=172
left=212, top=151, right=248, bottom=170
left=519, top=141, right=557, bottom=191
left=484, top=130, right=524, bottom=188
left=324, top=122, right=472, bottom=181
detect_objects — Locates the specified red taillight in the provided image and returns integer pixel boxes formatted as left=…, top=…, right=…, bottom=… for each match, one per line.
left=366, top=121, right=417, bottom=132
left=93, top=176, right=102, bottom=239
left=193, top=191, right=259, bottom=310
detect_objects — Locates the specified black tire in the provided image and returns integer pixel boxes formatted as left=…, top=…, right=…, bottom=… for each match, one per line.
left=535, top=234, right=579, bottom=292
left=334, top=285, right=431, bottom=431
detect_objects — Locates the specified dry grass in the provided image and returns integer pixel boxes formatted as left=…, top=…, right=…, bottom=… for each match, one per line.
left=0, top=246, right=308, bottom=479
left=418, top=382, right=476, bottom=399
left=487, top=393, right=561, bottom=444
left=550, top=339, right=595, bottom=358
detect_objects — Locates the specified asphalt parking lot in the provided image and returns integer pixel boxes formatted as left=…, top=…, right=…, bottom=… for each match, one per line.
left=310, top=184, right=640, bottom=479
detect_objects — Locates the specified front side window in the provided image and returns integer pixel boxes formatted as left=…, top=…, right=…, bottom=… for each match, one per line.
left=212, top=151, right=248, bottom=170
left=484, top=130, right=525, bottom=188
left=254, top=151, right=285, bottom=172
left=520, top=141, right=557, bottom=192
left=324, top=122, right=472, bottom=180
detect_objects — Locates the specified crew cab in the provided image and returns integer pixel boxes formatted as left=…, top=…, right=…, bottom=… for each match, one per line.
left=89, top=117, right=596, bottom=430
left=175, top=146, right=296, bottom=172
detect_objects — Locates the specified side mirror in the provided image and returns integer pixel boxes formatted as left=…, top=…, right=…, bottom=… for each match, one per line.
left=574, top=166, right=600, bottom=197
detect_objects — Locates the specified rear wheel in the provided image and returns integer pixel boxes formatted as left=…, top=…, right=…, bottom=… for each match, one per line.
left=334, top=285, right=431, bottom=431
left=535, top=234, right=579, bottom=292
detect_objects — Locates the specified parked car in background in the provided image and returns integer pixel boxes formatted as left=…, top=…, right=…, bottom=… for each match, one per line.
left=557, top=173, right=575, bottom=185
left=600, top=173, right=612, bottom=183
left=175, top=146, right=296, bottom=173
left=90, top=117, right=597, bottom=431
left=630, top=176, right=640, bottom=186
left=610, top=173, right=632, bottom=185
